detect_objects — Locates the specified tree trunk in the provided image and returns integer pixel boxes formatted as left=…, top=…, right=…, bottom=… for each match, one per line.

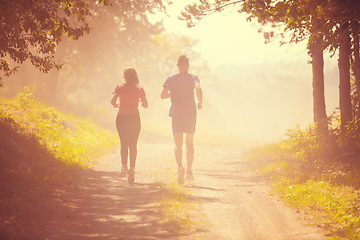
left=351, top=21, right=360, bottom=106
left=311, top=45, right=327, bottom=136
left=339, top=23, right=352, bottom=135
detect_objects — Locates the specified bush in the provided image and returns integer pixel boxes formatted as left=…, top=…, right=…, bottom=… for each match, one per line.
left=0, top=87, right=118, bottom=167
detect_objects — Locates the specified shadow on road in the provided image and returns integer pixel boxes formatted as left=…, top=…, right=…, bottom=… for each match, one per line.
left=26, top=169, right=193, bottom=240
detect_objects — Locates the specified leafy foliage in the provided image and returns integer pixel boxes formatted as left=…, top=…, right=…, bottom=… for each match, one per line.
left=246, top=112, right=360, bottom=238
left=340, top=112, right=360, bottom=153
left=0, top=87, right=117, bottom=167
left=180, top=0, right=360, bottom=51
left=0, top=0, right=111, bottom=83
left=274, top=179, right=360, bottom=239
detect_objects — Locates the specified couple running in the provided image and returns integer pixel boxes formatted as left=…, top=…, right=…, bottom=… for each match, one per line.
left=111, top=55, right=203, bottom=184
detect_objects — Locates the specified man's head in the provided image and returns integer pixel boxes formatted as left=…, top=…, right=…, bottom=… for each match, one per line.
left=177, top=55, right=189, bottom=73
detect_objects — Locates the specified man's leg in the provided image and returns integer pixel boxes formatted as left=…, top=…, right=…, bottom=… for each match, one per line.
left=173, top=132, right=186, bottom=184
left=173, top=132, right=183, bottom=168
left=185, top=133, right=194, bottom=171
left=185, top=133, right=195, bottom=180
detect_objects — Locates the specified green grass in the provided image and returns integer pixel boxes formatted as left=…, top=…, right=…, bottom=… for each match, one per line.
left=246, top=124, right=360, bottom=240
left=273, top=178, right=360, bottom=239
left=0, top=87, right=118, bottom=167
left=149, top=161, right=205, bottom=234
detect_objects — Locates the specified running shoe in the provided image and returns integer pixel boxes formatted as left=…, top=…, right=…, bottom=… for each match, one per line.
left=128, top=168, right=135, bottom=184
left=119, top=165, right=128, bottom=178
left=186, top=170, right=194, bottom=180
left=177, top=166, right=185, bottom=185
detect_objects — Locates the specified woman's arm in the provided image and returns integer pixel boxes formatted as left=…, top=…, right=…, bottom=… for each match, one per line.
left=140, top=95, right=148, bottom=108
left=111, top=93, right=119, bottom=108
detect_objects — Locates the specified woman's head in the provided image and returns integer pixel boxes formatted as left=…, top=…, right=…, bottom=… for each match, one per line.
left=123, top=68, right=139, bottom=85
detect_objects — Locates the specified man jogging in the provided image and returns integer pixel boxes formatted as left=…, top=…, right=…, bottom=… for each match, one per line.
left=161, top=55, right=203, bottom=185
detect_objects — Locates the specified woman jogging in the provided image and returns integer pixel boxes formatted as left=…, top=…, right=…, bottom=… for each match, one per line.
left=111, top=68, right=148, bottom=183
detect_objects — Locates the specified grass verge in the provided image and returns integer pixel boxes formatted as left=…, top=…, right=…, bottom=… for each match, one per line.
left=246, top=125, right=360, bottom=240
left=0, top=87, right=118, bottom=167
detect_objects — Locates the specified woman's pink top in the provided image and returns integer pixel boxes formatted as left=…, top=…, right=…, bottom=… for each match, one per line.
left=113, top=83, right=146, bottom=115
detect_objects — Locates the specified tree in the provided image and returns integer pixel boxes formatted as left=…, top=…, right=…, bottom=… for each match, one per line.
left=309, top=33, right=327, bottom=135
left=0, top=0, right=111, bottom=87
left=179, top=0, right=329, bottom=135
left=352, top=21, right=360, bottom=107
left=0, top=0, right=168, bottom=103
left=179, top=0, right=360, bottom=137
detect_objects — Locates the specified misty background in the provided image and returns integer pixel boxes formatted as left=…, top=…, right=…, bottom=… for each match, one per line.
left=0, top=1, right=340, bottom=148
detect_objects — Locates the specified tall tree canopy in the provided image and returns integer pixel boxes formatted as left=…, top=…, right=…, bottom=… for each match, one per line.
left=0, top=0, right=169, bottom=103
left=180, top=0, right=360, bottom=136
left=0, top=0, right=112, bottom=86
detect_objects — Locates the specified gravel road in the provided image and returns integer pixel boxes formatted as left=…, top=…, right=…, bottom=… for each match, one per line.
left=28, top=143, right=328, bottom=240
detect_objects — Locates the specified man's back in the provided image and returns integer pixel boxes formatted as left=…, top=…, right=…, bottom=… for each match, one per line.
left=163, top=72, right=199, bottom=118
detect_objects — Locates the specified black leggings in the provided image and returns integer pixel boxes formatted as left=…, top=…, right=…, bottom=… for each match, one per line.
left=116, top=114, right=141, bottom=168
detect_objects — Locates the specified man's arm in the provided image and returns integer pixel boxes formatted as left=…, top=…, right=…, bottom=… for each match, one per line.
left=195, top=83, right=203, bottom=109
left=161, top=87, right=170, bottom=99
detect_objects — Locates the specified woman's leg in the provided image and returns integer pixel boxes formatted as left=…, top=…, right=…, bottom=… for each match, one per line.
left=116, top=114, right=129, bottom=166
left=128, top=115, right=141, bottom=169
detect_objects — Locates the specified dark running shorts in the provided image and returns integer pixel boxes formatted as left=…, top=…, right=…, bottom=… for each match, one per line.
left=172, top=115, right=196, bottom=134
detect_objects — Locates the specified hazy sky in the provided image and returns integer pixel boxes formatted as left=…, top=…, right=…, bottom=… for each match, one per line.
left=155, top=1, right=313, bottom=69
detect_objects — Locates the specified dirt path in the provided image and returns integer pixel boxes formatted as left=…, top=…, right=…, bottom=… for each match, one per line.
left=28, top=143, right=328, bottom=240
